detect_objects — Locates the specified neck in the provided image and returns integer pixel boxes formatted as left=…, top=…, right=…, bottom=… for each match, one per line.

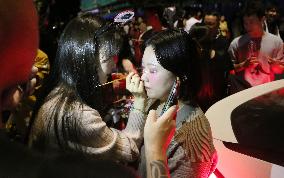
left=157, top=100, right=183, bottom=115
left=177, top=100, right=185, bottom=111
left=159, top=100, right=184, bottom=107
left=178, top=100, right=184, bottom=107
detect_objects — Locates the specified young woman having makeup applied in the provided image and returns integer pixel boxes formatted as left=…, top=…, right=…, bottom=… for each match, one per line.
left=138, top=29, right=217, bottom=178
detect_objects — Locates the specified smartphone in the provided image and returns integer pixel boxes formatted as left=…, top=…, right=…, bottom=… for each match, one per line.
left=160, top=79, right=179, bottom=117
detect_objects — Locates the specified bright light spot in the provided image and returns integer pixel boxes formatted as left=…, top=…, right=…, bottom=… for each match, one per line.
left=209, top=173, right=217, bottom=178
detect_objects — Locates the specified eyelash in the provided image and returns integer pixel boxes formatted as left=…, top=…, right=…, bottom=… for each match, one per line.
left=142, top=67, right=157, bottom=74
left=149, top=69, right=157, bottom=73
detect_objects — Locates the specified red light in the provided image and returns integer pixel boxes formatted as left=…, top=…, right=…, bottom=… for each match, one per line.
left=211, top=168, right=225, bottom=178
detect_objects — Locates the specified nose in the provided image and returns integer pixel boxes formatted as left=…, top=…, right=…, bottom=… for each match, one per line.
left=141, top=72, right=147, bottom=82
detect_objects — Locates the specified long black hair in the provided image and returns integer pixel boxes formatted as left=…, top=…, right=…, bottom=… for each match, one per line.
left=144, top=29, right=202, bottom=105
left=28, top=12, right=122, bottom=151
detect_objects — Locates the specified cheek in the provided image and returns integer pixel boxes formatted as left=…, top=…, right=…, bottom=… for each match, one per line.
left=146, top=73, right=173, bottom=99
left=147, top=73, right=158, bottom=84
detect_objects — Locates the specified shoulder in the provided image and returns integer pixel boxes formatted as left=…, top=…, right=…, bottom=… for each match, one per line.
left=229, top=37, right=239, bottom=49
left=172, top=105, right=215, bottom=162
left=72, top=101, right=102, bottom=122
left=230, top=35, right=245, bottom=45
left=264, top=32, right=282, bottom=42
left=68, top=102, right=108, bottom=133
left=175, top=104, right=204, bottom=127
left=229, top=35, right=248, bottom=50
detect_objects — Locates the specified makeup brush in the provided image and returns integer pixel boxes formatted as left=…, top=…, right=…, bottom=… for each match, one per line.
left=95, top=77, right=126, bottom=88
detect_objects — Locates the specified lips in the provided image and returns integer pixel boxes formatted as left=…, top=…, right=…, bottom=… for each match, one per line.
left=144, top=86, right=150, bottom=90
left=144, top=87, right=151, bottom=94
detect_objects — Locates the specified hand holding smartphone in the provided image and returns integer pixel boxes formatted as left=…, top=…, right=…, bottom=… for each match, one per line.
left=160, top=79, right=179, bottom=117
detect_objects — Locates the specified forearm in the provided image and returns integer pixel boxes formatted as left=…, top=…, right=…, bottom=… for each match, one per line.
left=234, top=61, right=246, bottom=72
left=145, top=149, right=169, bottom=178
left=76, top=108, right=142, bottom=162
left=122, top=97, right=147, bottom=148
left=123, top=110, right=146, bottom=147
left=132, top=97, right=146, bottom=111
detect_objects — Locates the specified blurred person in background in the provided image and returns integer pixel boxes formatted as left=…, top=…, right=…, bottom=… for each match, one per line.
left=184, top=8, right=202, bottom=33
left=228, top=1, right=284, bottom=94
left=219, top=15, right=230, bottom=39
left=264, top=3, right=284, bottom=40
left=196, top=12, right=234, bottom=111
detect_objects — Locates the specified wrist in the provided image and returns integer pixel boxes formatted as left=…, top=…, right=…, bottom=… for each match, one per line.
left=145, top=146, right=167, bottom=161
left=145, top=142, right=167, bottom=154
left=131, top=106, right=146, bottom=114
left=235, top=61, right=246, bottom=72
left=241, top=60, right=247, bottom=67
left=133, top=98, right=146, bottom=111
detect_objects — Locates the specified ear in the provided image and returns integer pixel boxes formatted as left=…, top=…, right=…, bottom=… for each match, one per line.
left=177, top=77, right=181, bottom=84
left=177, top=75, right=187, bottom=83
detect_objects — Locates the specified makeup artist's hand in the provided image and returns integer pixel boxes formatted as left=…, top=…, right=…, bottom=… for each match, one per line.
left=126, top=72, right=147, bottom=112
left=112, top=73, right=126, bottom=91
left=126, top=72, right=146, bottom=98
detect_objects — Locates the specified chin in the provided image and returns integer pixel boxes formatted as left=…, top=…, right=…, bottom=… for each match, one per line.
left=146, top=91, right=156, bottom=99
left=147, top=91, right=164, bottom=101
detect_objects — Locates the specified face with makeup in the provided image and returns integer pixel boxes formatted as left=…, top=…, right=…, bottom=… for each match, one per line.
left=141, top=46, right=176, bottom=101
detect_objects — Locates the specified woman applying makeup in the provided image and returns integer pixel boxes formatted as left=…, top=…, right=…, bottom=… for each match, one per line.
left=27, top=13, right=148, bottom=164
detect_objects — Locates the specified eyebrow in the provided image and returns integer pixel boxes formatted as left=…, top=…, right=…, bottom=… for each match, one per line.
left=142, top=63, right=159, bottom=67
